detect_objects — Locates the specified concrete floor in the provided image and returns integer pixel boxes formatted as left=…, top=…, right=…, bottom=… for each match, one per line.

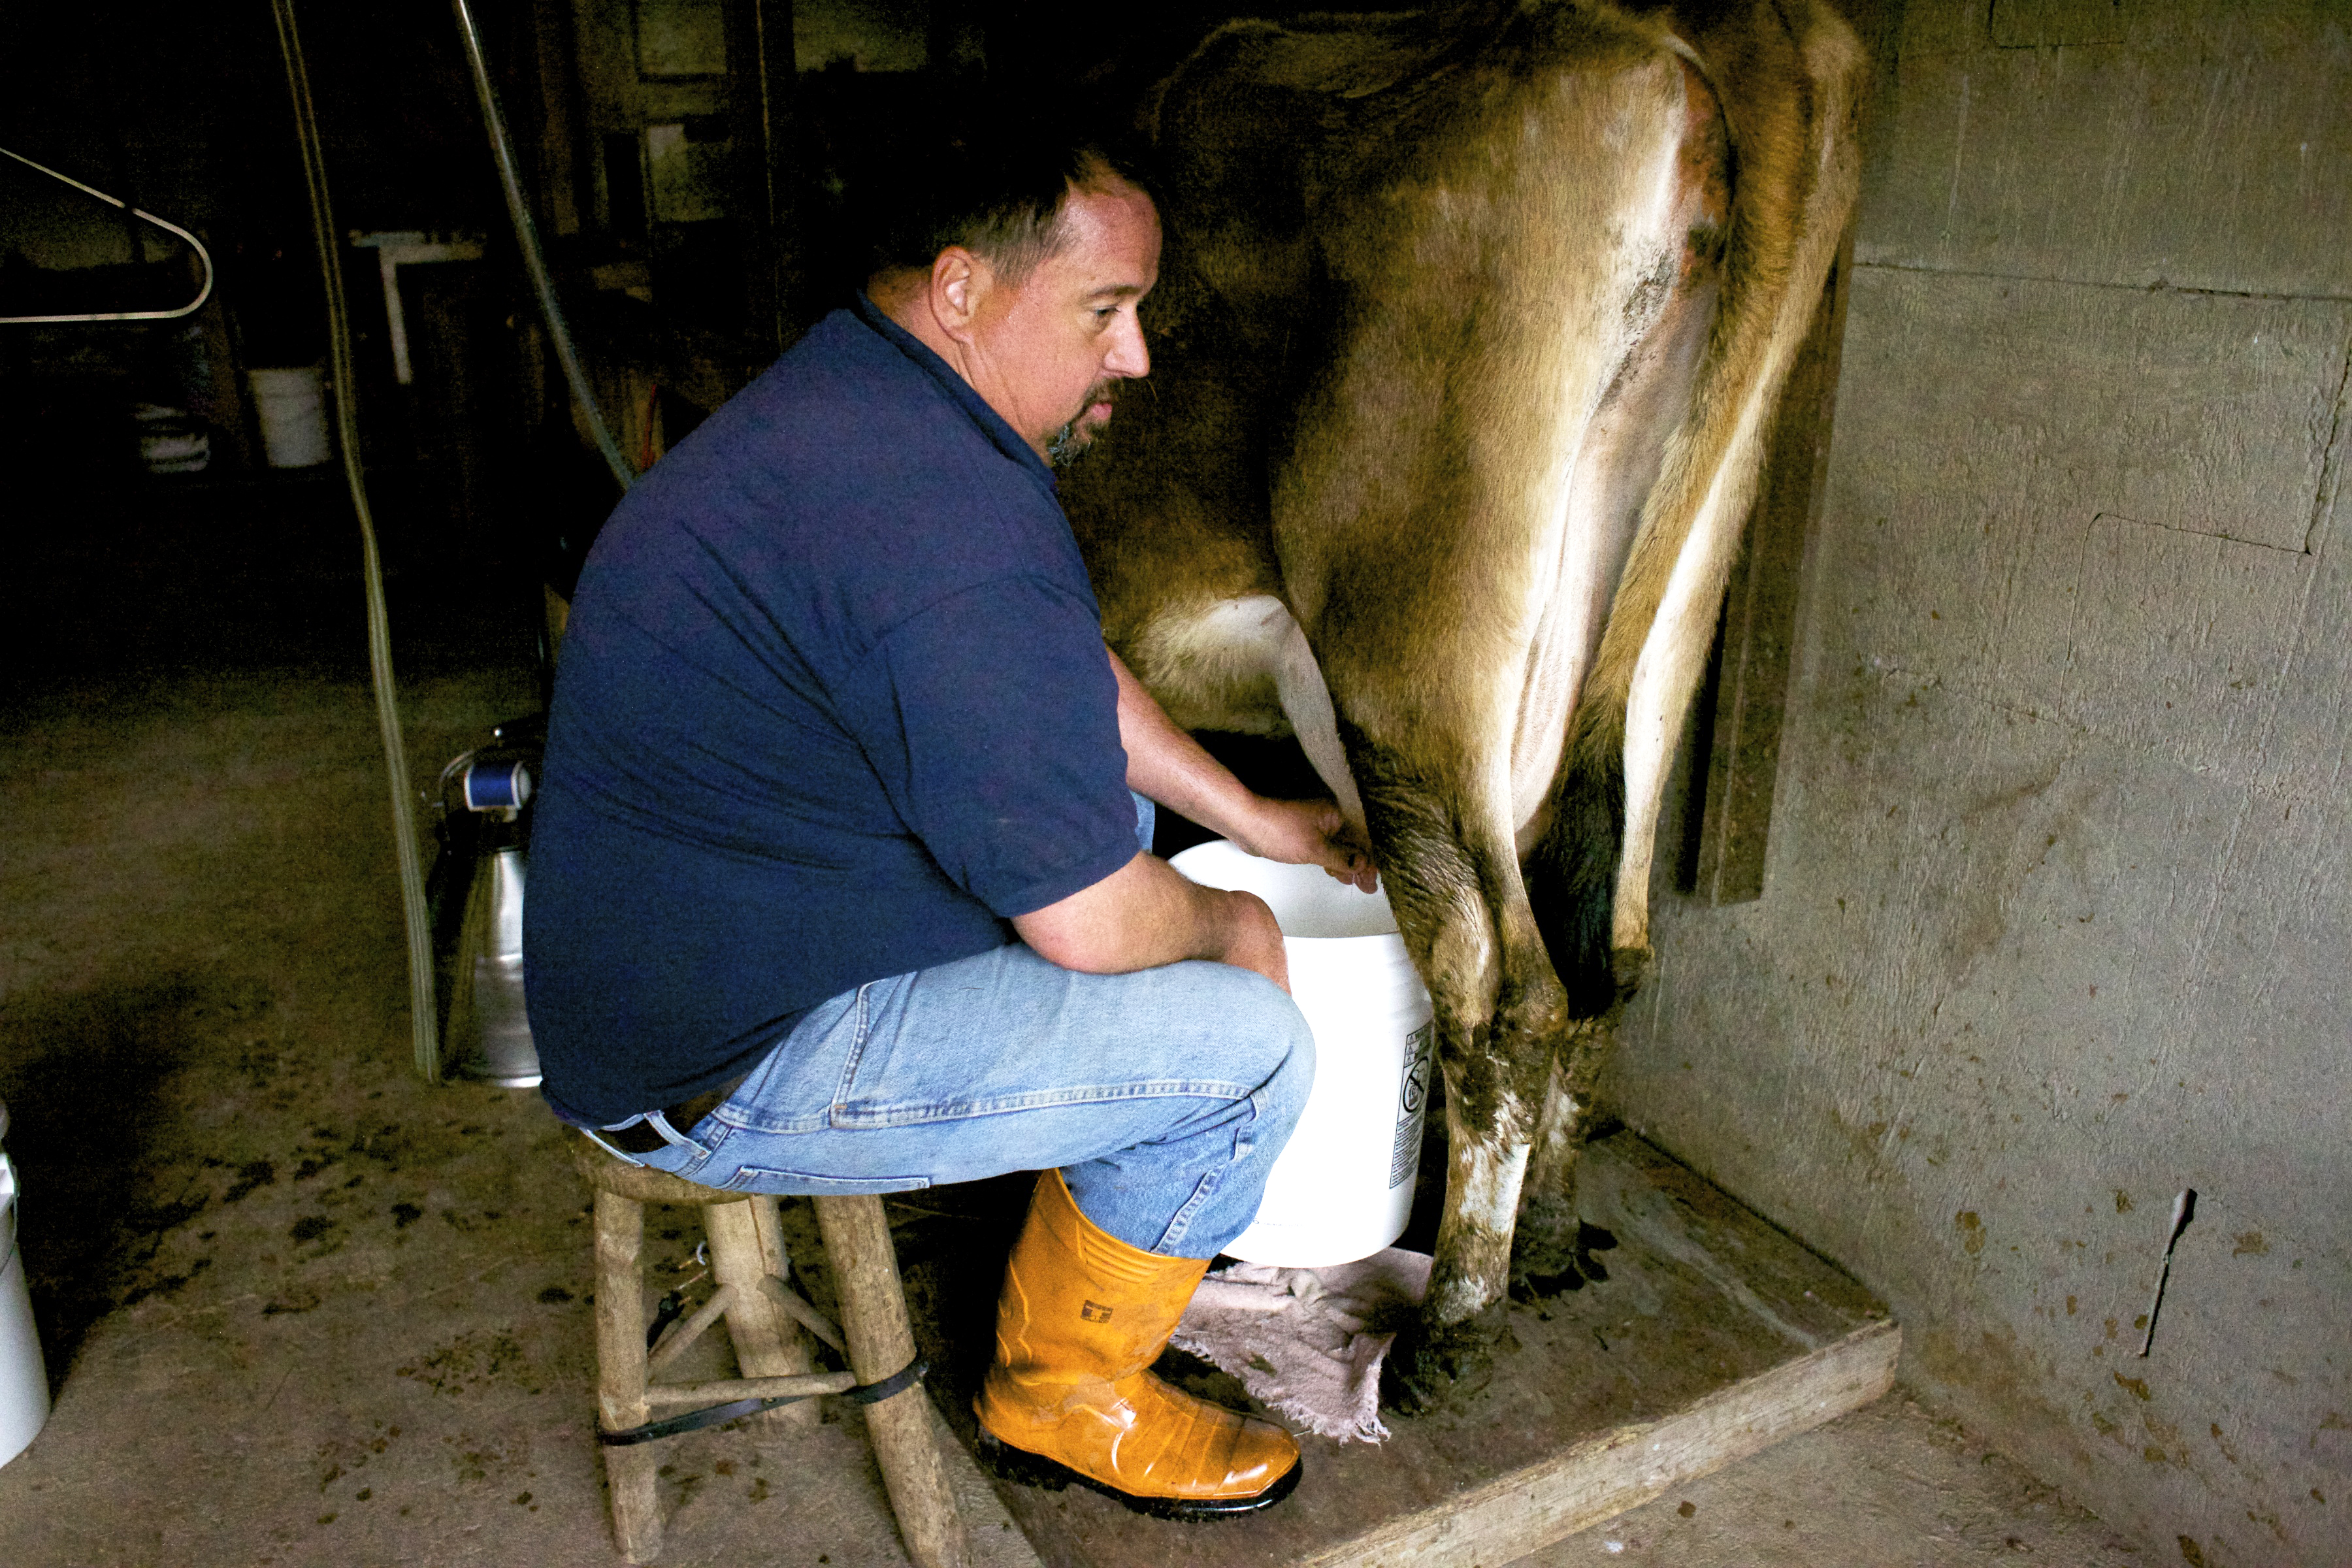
left=0, top=475, right=2144, bottom=1565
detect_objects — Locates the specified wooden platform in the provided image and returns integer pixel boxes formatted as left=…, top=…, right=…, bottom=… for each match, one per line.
left=871, top=1130, right=1896, bottom=1568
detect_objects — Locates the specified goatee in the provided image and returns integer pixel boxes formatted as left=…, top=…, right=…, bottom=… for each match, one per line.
left=1046, top=420, right=1091, bottom=469
left=1047, top=382, right=1121, bottom=469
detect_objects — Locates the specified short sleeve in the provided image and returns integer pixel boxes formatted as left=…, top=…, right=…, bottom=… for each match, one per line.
left=838, top=576, right=1139, bottom=918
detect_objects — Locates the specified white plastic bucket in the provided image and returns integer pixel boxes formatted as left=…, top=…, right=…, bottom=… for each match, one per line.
left=0, top=1103, right=51, bottom=1469
left=248, top=367, right=331, bottom=469
left=1170, top=840, right=1435, bottom=1267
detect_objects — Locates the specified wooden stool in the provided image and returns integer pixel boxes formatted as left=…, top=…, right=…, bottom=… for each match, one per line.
left=573, top=1135, right=972, bottom=1567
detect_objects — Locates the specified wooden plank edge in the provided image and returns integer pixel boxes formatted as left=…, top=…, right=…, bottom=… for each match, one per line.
left=1302, top=1318, right=1901, bottom=1568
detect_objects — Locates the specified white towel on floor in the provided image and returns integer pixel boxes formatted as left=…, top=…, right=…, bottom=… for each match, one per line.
left=1169, top=1247, right=1433, bottom=1443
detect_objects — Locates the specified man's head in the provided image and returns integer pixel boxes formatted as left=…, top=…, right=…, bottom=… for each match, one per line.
left=868, top=133, right=1160, bottom=465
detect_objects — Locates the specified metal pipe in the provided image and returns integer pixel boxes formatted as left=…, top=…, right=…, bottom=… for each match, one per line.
left=0, top=145, right=215, bottom=325
left=449, top=0, right=635, bottom=494
left=268, top=0, right=444, bottom=1081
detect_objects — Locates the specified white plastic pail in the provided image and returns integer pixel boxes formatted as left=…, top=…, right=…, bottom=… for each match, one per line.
left=1170, top=840, right=1435, bottom=1267
left=248, top=367, right=331, bottom=469
left=0, top=1102, right=51, bottom=1470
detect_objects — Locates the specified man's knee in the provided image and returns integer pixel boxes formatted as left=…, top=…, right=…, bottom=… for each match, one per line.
left=1222, top=973, right=1315, bottom=1143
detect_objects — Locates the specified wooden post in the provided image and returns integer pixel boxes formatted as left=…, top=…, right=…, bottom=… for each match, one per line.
left=525, top=0, right=589, bottom=236
left=593, top=1187, right=662, bottom=1563
left=1680, top=230, right=1859, bottom=903
left=724, top=0, right=804, bottom=348
left=704, top=1194, right=819, bottom=1429
left=813, top=1195, right=972, bottom=1568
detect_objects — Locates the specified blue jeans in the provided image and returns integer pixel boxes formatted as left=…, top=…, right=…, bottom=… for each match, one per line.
left=594, top=798, right=1315, bottom=1258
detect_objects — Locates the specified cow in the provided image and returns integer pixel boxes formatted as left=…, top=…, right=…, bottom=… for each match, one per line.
left=1060, top=0, right=1866, bottom=1402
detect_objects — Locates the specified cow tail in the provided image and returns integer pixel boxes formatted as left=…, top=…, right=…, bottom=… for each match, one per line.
left=1529, top=702, right=1631, bottom=1021
left=1527, top=4, right=1865, bottom=1019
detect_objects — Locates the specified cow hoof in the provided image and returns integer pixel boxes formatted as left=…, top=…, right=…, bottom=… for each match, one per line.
left=1509, top=1220, right=1619, bottom=1301
left=1380, top=1305, right=1503, bottom=1415
left=1611, top=946, right=1652, bottom=1005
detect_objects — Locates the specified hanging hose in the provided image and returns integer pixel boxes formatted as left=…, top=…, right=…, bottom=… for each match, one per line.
left=450, top=0, right=636, bottom=494
left=269, top=0, right=444, bottom=1081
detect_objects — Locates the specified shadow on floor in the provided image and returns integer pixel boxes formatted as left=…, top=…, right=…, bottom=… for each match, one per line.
left=0, top=968, right=269, bottom=1384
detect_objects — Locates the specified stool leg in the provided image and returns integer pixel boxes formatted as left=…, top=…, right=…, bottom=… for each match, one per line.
left=813, top=1195, right=971, bottom=1568
left=704, top=1195, right=819, bottom=1430
left=594, top=1187, right=663, bottom=1563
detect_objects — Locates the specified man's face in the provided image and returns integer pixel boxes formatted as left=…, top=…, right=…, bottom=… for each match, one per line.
left=964, top=181, right=1160, bottom=464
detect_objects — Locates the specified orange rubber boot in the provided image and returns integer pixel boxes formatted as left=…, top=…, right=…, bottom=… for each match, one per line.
left=973, top=1170, right=1301, bottom=1518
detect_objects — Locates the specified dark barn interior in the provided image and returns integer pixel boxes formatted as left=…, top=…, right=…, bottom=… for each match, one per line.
left=0, top=1, right=2343, bottom=1565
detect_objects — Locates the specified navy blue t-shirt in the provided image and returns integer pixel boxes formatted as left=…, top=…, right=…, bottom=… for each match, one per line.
left=524, top=299, right=1140, bottom=1124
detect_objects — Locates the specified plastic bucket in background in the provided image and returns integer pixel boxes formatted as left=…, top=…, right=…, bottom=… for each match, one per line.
left=247, top=367, right=331, bottom=469
left=1170, top=840, right=1435, bottom=1267
left=0, top=1102, right=51, bottom=1469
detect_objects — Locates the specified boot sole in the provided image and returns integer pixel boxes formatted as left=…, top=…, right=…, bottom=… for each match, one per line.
left=974, top=1429, right=1302, bottom=1520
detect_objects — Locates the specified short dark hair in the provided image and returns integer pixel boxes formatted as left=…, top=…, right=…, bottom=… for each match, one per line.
left=858, top=116, right=1154, bottom=286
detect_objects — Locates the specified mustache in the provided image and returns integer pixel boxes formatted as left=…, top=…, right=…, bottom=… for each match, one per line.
left=1086, top=375, right=1156, bottom=410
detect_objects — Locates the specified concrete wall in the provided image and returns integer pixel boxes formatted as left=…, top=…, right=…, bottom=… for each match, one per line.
left=1609, top=3, right=2351, bottom=1561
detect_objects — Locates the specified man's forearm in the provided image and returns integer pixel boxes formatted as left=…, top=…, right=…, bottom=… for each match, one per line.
left=1011, top=850, right=1288, bottom=991
left=1109, top=647, right=1266, bottom=843
left=1107, top=645, right=1377, bottom=892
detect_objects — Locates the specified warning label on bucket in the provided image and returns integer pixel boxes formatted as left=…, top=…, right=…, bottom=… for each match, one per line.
left=1389, top=1022, right=1434, bottom=1189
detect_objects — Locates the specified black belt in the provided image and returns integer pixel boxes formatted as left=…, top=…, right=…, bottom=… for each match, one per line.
left=604, top=1076, right=744, bottom=1155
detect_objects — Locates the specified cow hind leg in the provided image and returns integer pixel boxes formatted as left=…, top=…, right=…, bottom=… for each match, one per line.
left=1529, top=5, right=1866, bottom=1015
left=1512, top=0, right=1863, bottom=1311
left=1508, top=1028, right=1618, bottom=1296
left=1521, top=49, right=1730, bottom=1022
left=1384, top=1085, right=1527, bottom=1411
left=1348, top=750, right=1567, bottom=1409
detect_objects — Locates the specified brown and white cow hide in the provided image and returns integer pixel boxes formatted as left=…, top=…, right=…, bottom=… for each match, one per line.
left=1062, top=0, right=1865, bottom=1402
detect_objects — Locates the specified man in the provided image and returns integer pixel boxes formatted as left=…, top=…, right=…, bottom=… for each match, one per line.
left=525, top=129, right=1369, bottom=1518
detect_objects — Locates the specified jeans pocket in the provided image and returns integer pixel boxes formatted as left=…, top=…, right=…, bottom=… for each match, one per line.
left=631, top=1127, right=721, bottom=1183
left=723, top=1166, right=934, bottom=1195
left=832, top=975, right=901, bottom=1107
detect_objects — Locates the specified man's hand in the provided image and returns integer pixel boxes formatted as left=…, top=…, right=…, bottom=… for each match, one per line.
left=1230, top=797, right=1379, bottom=894
left=1211, top=883, right=1290, bottom=992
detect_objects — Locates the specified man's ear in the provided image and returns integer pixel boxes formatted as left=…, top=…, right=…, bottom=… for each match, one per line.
left=930, top=247, right=992, bottom=342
